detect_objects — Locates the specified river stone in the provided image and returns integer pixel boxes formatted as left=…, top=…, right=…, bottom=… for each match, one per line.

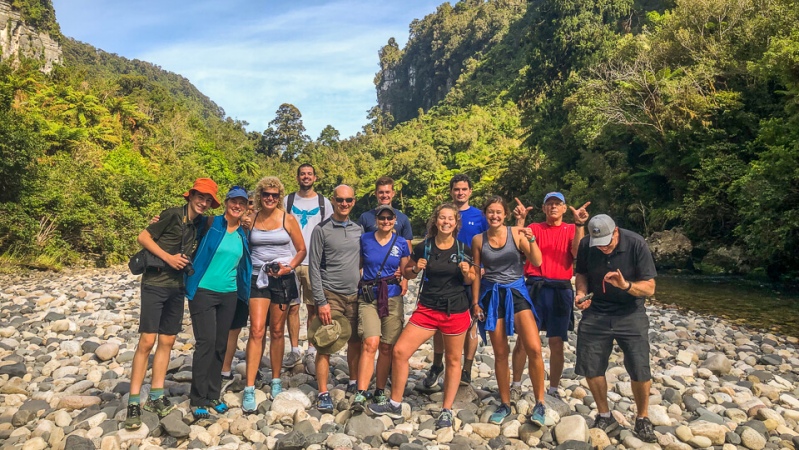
left=270, top=389, right=311, bottom=418
left=58, top=395, right=101, bottom=410
left=344, top=413, right=385, bottom=440
left=726, top=431, right=742, bottom=445
left=12, top=409, right=36, bottom=427
left=161, top=412, right=191, bottom=438
left=95, top=343, right=119, bottom=361
left=387, top=433, right=409, bottom=446
left=590, top=428, right=611, bottom=449
left=1, top=378, right=29, bottom=395
left=471, top=423, right=501, bottom=439
left=688, top=435, right=712, bottom=448
left=546, top=393, right=571, bottom=418
left=64, top=435, right=95, bottom=450
left=275, top=430, right=306, bottom=450
left=22, top=437, right=47, bottom=450
left=555, top=415, right=589, bottom=443
left=325, top=433, right=352, bottom=448
left=648, top=405, right=671, bottom=426
left=701, top=354, right=731, bottom=375
left=688, top=420, right=727, bottom=445
left=0, top=362, right=26, bottom=377
left=739, top=427, right=766, bottom=450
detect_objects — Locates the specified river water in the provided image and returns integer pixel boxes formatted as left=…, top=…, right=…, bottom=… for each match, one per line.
left=653, top=275, right=799, bottom=338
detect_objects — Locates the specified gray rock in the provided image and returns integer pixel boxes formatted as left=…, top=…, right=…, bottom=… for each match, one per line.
left=555, top=416, right=589, bottom=443
left=388, top=433, right=410, bottom=446
left=64, top=435, right=95, bottom=450
left=701, top=353, right=732, bottom=375
left=458, top=410, right=477, bottom=424
left=398, top=444, right=425, bottom=450
left=727, top=431, right=742, bottom=445
left=275, top=430, right=306, bottom=450
left=306, top=433, right=328, bottom=445
left=160, top=412, right=190, bottom=438
left=555, top=441, right=593, bottom=450
left=545, top=393, right=571, bottom=418
left=11, top=409, right=36, bottom=427
left=647, top=230, right=693, bottom=270
left=362, top=435, right=382, bottom=448
left=0, top=362, right=26, bottom=377
left=759, top=355, right=783, bottom=366
left=344, top=413, right=385, bottom=440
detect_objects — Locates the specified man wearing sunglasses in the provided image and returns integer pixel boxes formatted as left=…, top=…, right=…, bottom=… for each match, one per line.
left=574, top=214, right=658, bottom=443
left=282, top=164, right=332, bottom=374
left=308, top=185, right=363, bottom=412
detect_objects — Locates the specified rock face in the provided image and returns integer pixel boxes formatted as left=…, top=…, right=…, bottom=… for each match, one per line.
left=0, top=1, right=62, bottom=73
left=646, top=229, right=693, bottom=270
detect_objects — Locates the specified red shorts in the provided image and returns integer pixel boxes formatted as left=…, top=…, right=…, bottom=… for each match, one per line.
left=408, top=305, right=472, bottom=335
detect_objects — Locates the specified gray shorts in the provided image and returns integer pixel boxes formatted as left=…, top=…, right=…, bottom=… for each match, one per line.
left=575, top=309, right=651, bottom=382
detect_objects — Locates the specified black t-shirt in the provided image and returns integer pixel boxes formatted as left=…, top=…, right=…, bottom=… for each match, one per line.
left=575, top=228, right=657, bottom=316
left=412, top=239, right=471, bottom=313
left=141, top=205, right=203, bottom=288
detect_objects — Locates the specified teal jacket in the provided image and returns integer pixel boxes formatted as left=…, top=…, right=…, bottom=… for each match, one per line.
left=186, top=215, right=252, bottom=303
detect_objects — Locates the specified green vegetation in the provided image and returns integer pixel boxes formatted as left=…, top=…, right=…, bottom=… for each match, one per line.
left=9, top=0, right=61, bottom=38
left=2, top=0, right=798, bottom=279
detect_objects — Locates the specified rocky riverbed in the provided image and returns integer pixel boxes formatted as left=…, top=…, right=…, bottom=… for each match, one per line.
left=0, top=268, right=798, bottom=450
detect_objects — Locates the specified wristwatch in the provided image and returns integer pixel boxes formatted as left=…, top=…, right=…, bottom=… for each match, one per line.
left=528, top=235, right=536, bottom=243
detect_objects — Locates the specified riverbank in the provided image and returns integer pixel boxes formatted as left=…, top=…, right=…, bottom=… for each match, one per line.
left=0, top=267, right=798, bottom=449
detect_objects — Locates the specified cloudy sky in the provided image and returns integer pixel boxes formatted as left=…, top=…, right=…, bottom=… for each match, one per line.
left=51, top=0, right=443, bottom=139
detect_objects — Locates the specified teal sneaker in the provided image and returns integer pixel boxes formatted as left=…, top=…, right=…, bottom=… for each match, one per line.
left=489, top=403, right=512, bottom=425
left=271, top=379, right=283, bottom=399
left=350, top=392, right=367, bottom=412
left=531, top=402, right=546, bottom=426
left=242, top=386, right=257, bottom=414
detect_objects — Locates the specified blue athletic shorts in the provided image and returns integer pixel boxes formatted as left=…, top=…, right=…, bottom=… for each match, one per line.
left=527, top=282, right=573, bottom=340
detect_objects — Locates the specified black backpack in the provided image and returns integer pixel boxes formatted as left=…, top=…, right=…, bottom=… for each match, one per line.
left=286, top=192, right=326, bottom=218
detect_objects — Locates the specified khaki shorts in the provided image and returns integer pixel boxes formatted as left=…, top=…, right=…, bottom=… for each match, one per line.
left=325, top=290, right=359, bottom=343
left=358, top=295, right=404, bottom=345
left=292, top=265, right=313, bottom=306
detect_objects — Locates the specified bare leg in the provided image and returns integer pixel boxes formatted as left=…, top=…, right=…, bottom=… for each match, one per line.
left=488, top=321, right=511, bottom=404
left=463, top=320, right=479, bottom=360
left=631, top=380, right=652, bottom=417
left=586, top=376, right=610, bottom=413
left=441, top=332, right=468, bottom=410
left=347, top=340, right=362, bottom=383
left=269, top=304, right=290, bottom=379
left=316, top=353, right=331, bottom=392
left=432, top=330, right=444, bottom=358
left=515, top=310, right=546, bottom=403
left=511, top=338, right=527, bottom=383
left=548, top=336, right=564, bottom=389
left=129, top=333, right=156, bottom=396
left=287, top=304, right=300, bottom=350
left=222, top=328, right=242, bottom=373
left=375, top=342, right=393, bottom=390
left=306, top=304, right=317, bottom=352
left=391, top=325, right=436, bottom=402
left=150, top=334, right=177, bottom=390
left=357, top=336, right=380, bottom=391
left=246, top=297, right=270, bottom=386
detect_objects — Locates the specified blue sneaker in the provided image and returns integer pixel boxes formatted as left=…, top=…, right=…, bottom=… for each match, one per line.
left=242, top=386, right=257, bottom=413
left=271, top=379, right=283, bottom=399
left=436, top=409, right=454, bottom=429
left=368, top=400, right=403, bottom=419
left=317, top=392, right=334, bottom=413
left=531, top=402, right=546, bottom=426
left=489, top=403, right=512, bottom=425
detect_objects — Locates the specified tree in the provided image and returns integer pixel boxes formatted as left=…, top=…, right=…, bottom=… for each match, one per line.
left=261, top=103, right=309, bottom=161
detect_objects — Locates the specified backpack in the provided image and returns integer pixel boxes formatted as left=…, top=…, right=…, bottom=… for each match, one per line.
left=286, top=192, right=326, bottom=218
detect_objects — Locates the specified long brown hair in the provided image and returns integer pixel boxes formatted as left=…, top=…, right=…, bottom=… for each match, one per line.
left=425, top=203, right=462, bottom=239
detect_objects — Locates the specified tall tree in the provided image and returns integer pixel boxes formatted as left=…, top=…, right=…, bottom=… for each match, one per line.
left=261, top=103, right=309, bottom=161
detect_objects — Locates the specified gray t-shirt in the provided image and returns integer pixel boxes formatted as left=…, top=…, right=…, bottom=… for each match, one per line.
left=309, top=218, right=363, bottom=305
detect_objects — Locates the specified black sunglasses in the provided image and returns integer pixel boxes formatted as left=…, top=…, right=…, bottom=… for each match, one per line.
left=261, top=192, right=280, bottom=199
left=334, top=197, right=355, bottom=204
left=377, top=215, right=395, bottom=221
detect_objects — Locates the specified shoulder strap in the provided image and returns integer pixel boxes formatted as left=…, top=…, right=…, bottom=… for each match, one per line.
left=282, top=209, right=287, bottom=230
left=375, top=232, right=399, bottom=279
left=423, top=238, right=432, bottom=260
left=318, top=193, right=325, bottom=218
left=287, top=192, right=296, bottom=212
left=458, top=240, right=464, bottom=263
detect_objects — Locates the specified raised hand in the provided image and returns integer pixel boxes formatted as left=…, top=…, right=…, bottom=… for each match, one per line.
left=569, top=201, right=591, bottom=225
left=513, top=197, right=534, bottom=224
left=603, top=269, right=628, bottom=290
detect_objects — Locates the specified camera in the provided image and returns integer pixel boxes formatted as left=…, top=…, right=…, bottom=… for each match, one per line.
left=267, top=262, right=282, bottom=275
left=182, top=254, right=195, bottom=276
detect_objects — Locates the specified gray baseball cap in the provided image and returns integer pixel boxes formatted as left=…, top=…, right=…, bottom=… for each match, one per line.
left=588, top=214, right=616, bottom=247
left=375, top=204, right=395, bottom=216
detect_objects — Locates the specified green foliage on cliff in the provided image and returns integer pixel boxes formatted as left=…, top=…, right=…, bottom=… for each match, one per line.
left=10, top=0, right=61, bottom=38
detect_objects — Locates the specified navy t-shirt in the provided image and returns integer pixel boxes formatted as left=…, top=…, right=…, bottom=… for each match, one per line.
left=361, top=231, right=410, bottom=298
left=357, top=208, right=414, bottom=240
left=458, top=206, right=488, bottom=247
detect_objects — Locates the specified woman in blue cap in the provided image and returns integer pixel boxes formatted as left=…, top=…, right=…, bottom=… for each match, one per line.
left=185, top=186, right=252, bottom=419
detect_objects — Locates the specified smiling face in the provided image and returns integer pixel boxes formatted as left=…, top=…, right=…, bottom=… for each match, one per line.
left=332, top=185, right=355, bottom=220
left=596, top=228, right=620, bottom=255
left=260, top=188, right=280, bottom=212
left=376, top=211, right=396, bottom=233
left=485, top=201, right=507, bottom=229
left=375, top=183, right=395, bottom=206
left=435, top=207, right=458, bottom=237
left=225, top=197, right=248, bottom=220
left=297, top=166, right=317, bottom=190
left=188, top=191, right=214, bottom=216
left=449, top=181, right=472, bottom=208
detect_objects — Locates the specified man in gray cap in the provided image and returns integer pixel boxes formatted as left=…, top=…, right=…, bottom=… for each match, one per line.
left=574, top=214, right=657, bottom=443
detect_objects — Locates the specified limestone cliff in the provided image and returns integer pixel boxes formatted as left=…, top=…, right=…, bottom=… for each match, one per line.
left=0, top=0, right=62, bottom=72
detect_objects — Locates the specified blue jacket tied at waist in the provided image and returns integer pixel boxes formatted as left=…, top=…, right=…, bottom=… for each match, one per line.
left=478, top=277, right=537, bottom=343
left=186, top=215, right=252, bottom=303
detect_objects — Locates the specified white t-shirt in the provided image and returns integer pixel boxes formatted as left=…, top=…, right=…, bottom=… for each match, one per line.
left=283, top=193, right=333, bottom=265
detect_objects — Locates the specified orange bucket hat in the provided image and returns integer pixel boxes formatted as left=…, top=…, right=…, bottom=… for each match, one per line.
left=183, top=178, right=221, bottom=208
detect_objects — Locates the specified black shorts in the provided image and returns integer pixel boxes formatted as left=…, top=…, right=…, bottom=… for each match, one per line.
left=250, top=275, right=299, bottom=305
left=575, top=310, right=652, bottom=382
left=230, top=299, right=249, bottom=329
left=480, top=289, right=531, bottom=318
left=139, top=284, right=185, bottom=335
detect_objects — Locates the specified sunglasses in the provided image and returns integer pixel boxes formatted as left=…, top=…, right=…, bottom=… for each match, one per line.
left=377, top=215, right=395, bottom=221
left=261, top=192, right=280, bottom=200
left=334, top=197, right=355, bottom=204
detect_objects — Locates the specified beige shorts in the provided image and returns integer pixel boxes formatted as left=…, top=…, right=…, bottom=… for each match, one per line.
left=358, top=295, right=405, bottom=345
left=325, top=290, right=359, bottom=343
left=292, top=265, right=313, bottom=306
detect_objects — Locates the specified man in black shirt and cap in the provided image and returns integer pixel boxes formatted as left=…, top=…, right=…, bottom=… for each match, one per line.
left=574, top=214, right=657, bottom=443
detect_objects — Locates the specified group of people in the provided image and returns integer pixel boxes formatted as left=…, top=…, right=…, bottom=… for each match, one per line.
left=122, top=165, right=659, bottom=443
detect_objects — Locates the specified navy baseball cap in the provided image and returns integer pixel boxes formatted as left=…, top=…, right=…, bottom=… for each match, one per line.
left=225, top=186, right=249, bottom=201
left=543, top=192, right=566, bottom=204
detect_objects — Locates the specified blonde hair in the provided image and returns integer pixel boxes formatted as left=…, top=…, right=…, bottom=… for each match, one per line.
left=425, top=203, right=462, bottom=239
left=254, top=176, right=286, bottom=211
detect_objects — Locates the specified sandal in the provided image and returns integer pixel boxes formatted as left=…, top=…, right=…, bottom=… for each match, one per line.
left=209, top=399, right=229, bottom=414
left=191, top=406, right=210, bottom=420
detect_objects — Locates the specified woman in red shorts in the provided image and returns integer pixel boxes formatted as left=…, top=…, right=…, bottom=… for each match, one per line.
left=369, top=203, right=477, bottom=429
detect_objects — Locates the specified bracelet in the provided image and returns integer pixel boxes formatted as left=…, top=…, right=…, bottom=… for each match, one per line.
left=623, top=281, right=632, bottom=292
left=528, top=235, right=536, bottom=243
left=576, top=223, right=586, bottom=227
left=412, top=266, right=420, bottom=274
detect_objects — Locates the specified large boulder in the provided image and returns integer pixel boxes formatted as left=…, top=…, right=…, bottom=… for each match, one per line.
left=700, top=246, right=748, bottom=274
left=647, top=230, right=693, bottom=270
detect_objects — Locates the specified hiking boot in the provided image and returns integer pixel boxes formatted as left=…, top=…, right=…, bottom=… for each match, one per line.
left=303, top=353, right=317, bottom=376
left=530, top=402, right=546, bottom=426
left=283, top=351, right=301, bottom=369
left=489, top=403, right=512, bottom=425
left=460, top=369, right=472, bottom=386
left=634, top=417, right=657, bottom=443
left=123, top=403, right=142, bottom=430
left=350, top=392, right=367, bottom=413
left=436, top=409, right=454, bottom=429
left=270, top=379, right=283, bottom=399
left=592, top=414, right=619, bottom=433
left=143, top=395, right=175, bottom=418
left=368, top=400, right=403, bottom=419
left=317, top=392, right=334, bottom=413
left=242, top=386, right=257, bottom=413
left=423, top=364, right=443, bottom=389
left=346, top=382, right=358, bottom=397
left=510, top=385, right=523, bottom=403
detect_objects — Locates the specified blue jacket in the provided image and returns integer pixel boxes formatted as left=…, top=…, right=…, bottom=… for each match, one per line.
left=186, top=215, right=252, bottom=303
left=478, top=277, right=537, bottom=343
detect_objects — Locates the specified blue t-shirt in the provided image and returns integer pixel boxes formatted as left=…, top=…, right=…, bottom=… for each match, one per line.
left=357, top=208, right=414, bottom=240
left=458, top=206, right=488, bottom=247
left=360, top=231, right=410, bottom=298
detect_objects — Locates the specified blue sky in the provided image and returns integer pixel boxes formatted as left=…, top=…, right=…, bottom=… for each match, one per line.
left=51, top=0, right=444, bottom=139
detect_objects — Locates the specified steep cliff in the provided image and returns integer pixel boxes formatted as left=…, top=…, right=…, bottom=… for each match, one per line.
left=0, top=0, right=61, bottom=72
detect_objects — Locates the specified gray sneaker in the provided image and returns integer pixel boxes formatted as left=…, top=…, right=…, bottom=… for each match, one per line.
left=303, top=353, right=316, bottom=376
left=510, top=385, right=523, bottom=403
left=283, top=351, right=302, bottom=369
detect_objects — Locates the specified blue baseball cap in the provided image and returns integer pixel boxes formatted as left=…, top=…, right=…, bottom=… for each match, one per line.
left=225, top=186, right=248, bottom=201
left=543, top=192, right=566, bottom=204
